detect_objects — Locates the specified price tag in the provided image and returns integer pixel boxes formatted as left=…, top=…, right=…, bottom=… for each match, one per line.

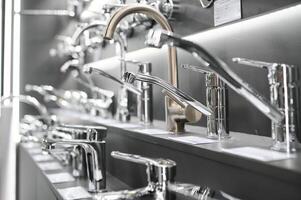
left=58, top=186, right=92, bottom=200
left=222, top=146, right=296, bottom=162
left=135, top=128, right=171, bottom=135
left=38, top=162, right=63, bottom=171
left=32, top=154, right=54, bottom=162
left=46, top=172, right=75, bottom=184
left=168, top=136, right=218, bottom=145
left=214, top=0, right=241, bottom=26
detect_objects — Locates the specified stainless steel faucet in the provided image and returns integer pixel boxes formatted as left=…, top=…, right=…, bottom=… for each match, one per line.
left=0, top=95, right=53, bottom=125
left=232, top=57, right=300, bottom=152
left=95, top=151, right=237, bottom=200
left=103, top=4, right=201, bottom=132
left=145, top=29, right=289, bottom=150
left=42, top=125, right=107, bottom=193
left=181, top=64, right=229, bottom=140
left=83, top=65, right=143, bottom=122
left=123, top=72, right=212, bottom=123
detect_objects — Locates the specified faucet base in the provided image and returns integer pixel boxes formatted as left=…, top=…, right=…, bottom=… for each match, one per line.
left=271, top=141, right=298, bottom=153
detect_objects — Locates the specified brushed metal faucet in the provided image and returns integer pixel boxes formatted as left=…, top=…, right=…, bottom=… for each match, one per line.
left=95, top=151, right=236, bottom=200
left=42, top=125, right=107, bottom=192
left=123, top=72, right=212, bottom=122
left=181, top=64, right=229, bottom=140
left=103, top=4, right=202, bottom=132
left=145, top=29, right=290, bottom=150
left=232, top=57, right=300, bottom=152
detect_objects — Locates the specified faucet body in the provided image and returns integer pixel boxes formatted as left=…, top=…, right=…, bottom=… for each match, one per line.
left=182, top=64, right=229, bottom=139
left=233, top=57, right=300, bottom=152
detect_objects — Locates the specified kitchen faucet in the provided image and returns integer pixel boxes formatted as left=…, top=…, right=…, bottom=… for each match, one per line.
left=123, top=72, right=212, bottom=123
left=232, top=57, right=300, bottom=152
left=102, top=4, right=200, bottom=132
left=145, top=29, right=292, bottom=151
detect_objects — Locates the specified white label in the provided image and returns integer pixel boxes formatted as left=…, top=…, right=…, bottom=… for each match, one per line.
left=58, top=186, right=92, bottom=200
left=135, top=128, right=172, bottom=135
left=32, top=154, right=54, bottom=162
left=222, top=146, right=296, bottom=162
left=27, top=148, right=42, bottom=154
left=168, top=136, right=218, bottom=145
left=38, top=162, right=63, bottom=171
left=22, top=142, right=40, bottom=149
left=46, top=172, right=75, bottom=184
left=214, top=0, right=241, bottom=26
left=113, top=123, right=142, bottom=129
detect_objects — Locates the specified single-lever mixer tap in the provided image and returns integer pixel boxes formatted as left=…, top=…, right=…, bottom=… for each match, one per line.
left=232, top=57, right=300, bottom=152
left=102, top=4, right=201, bottom=132
left=145, top=29, right=295, bottom=152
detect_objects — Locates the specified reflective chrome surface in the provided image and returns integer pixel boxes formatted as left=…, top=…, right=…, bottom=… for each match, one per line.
left=182, top=64, right=229, bottom=140
left=233, top=57, right=300, bottom=152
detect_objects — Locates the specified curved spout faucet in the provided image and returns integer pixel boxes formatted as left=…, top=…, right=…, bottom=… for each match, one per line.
left=103, top=4, right=200, bottom=132
left=0, top=95, right=51, bottom=125
left=145, top=29, right=283, bottom=124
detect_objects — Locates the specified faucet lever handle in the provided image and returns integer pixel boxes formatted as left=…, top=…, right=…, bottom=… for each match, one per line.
left=232, top=57, right=277, bottom=69
left=181, top=64, right=211, bottom=74
left=111, top=151, right=176, bottom=168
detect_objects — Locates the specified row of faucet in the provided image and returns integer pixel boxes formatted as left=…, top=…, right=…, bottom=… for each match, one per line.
left=44, top=1, right=299, bottom=153
left=19, top=113, right=236, bottom=199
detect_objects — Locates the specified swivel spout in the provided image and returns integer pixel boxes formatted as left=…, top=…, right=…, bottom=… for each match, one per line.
left=123, top=72, right=212, bottom=119
left=1, top=95, right=51, bottom=124
left=103, top=4, right=178, bottom=87
left=145, top=29, right=283, bottom=124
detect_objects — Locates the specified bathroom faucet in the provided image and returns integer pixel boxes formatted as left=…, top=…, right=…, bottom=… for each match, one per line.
left=232, top=57, right=300, bottom=152
left=42, top=127, right=106, bottom=192
left=123, top=72, right=212, bottom=123
left=145, top=29, right=288, bottom=150
left=96, top=151, right=236, bottom=200
left=103, top=4, right=201, bottom=132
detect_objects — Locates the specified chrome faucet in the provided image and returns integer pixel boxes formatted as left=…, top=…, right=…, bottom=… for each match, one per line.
left=42, top=125, right=107, bottom=193
left=83, top=65, right=143, bottom=122
left=123, top=72, right=212, bottom=123
left=95, top=151, right=237, bottom=200
left=181, top=64, right=229, bottom=140
left=0, top=95, right=53, bottom=125
left=145, top=29, right=289, bottom=150
left=103, top=4, right=201, bottom=132
left=232, top=57, right=300, bottom=152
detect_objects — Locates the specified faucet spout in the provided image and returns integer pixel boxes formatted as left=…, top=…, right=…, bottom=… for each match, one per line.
left=145, top=29, right=284, bottom=124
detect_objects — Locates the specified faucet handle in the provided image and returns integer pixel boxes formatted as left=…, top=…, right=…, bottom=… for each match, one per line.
left=181, top=64, right=212, bottom=74
left=232, top=57, right=277, bottom=69
left=111, top=151, right=176, bottom=168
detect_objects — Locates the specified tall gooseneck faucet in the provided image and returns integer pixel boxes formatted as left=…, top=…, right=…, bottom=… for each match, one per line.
left=103, top=4, right=194, bottom=132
